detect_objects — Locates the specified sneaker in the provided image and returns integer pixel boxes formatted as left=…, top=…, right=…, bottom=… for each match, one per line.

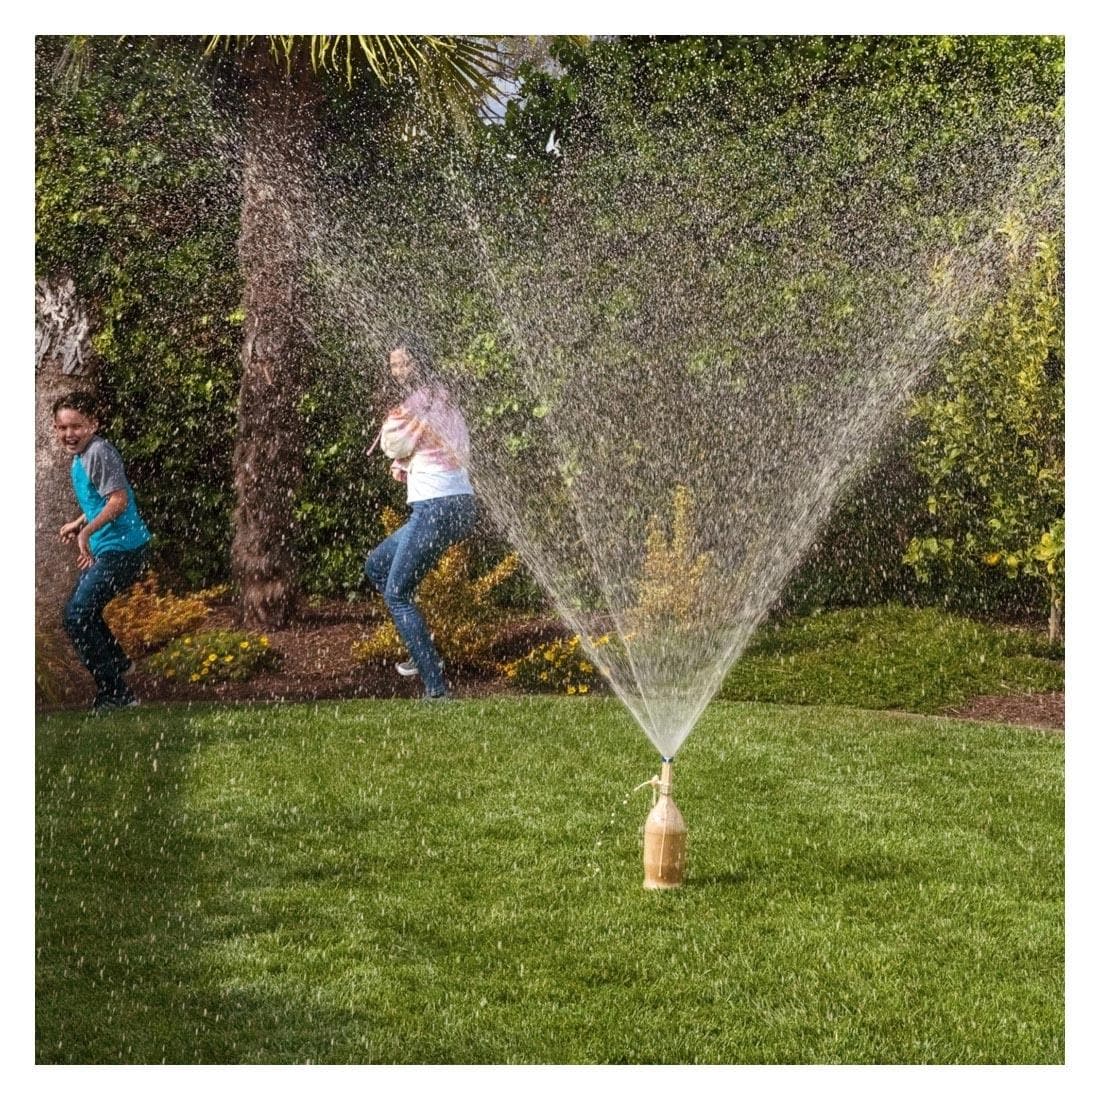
left=422, top=692, right=453, bottom=703
left=395, top=660, right=419, bottom=678
left=92, top=696, right=139, bottom=717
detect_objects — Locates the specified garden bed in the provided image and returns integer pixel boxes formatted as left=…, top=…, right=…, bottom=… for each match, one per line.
left=121, top=600, right=570, bottom=706
left=48, top=599, right=1064, bottom=730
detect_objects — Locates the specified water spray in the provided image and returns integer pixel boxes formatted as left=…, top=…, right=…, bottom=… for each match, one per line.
left=639, top=758, right=687, bottom=889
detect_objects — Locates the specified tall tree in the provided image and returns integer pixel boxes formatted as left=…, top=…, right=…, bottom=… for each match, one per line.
left=208, top=36, right=504, bottom=628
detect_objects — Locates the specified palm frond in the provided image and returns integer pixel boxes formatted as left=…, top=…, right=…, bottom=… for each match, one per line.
left=203, top=33, right=504, bottom=101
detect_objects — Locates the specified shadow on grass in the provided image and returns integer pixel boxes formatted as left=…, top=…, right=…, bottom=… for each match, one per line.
left=35, top=708, right=522, bottom=1063
left=35, top=709, right=368, bottom=1063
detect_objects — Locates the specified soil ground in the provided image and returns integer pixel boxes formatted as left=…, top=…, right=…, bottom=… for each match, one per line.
left=940, top=691, right=1064, bottom=731
left=43, top=599, right=1064, bottom=730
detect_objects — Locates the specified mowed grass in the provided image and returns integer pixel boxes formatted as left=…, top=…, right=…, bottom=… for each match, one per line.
left=721, top=605, right=1063, bottom=712
left=36, top=697, right=1063, bottom=1064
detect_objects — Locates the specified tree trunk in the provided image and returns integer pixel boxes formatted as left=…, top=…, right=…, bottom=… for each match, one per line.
left=230, top=60, right=321, bottom=630
left=35, top=276, right=97, bottom=706
left=1048, top=588, right=1063, bottom=646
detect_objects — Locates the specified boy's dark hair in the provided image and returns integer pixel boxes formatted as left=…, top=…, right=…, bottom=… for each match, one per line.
left=52, top=390, right=101, bottom=420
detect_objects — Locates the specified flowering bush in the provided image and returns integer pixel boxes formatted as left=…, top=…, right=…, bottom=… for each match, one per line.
left=104, top=573, right=229, bottom=655
left=146, top=629, right=278, bottom=685
left=353, top=507, right=520, bottom=670
left=628, top=485, right=714, bottom=635
left=503, top=633, right=611, bottom=695
left=36, top=627, right=70, bottom=707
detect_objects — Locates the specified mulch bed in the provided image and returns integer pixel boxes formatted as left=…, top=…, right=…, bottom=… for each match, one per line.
left=940, top=691, right=1064, bottom=732
left=121, top=601, right=571, bottom=707
left=43, top=599, right=1064, bottom=730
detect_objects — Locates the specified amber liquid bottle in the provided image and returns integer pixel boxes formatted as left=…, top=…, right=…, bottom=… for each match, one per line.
left=643, top=761, right=686, bottom=889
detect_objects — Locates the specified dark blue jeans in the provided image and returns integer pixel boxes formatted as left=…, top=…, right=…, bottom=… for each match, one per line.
left=63, top=547, right=148, bottom=703
left=365, top=494, right=477, bottom=697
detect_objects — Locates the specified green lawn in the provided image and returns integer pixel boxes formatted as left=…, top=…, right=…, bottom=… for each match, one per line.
left=721, top=605, right=1063, bottom=711
left=36, top=697, right=1063, bottom=1064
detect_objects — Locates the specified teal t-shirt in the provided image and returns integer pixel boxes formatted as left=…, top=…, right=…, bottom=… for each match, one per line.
left=71, top=436, right=151, bottom=555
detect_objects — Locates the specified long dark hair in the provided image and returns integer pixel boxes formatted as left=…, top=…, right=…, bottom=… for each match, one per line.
left=389, top=331, right=436, bottom=378
left=388, top=332, right=447, bottom=403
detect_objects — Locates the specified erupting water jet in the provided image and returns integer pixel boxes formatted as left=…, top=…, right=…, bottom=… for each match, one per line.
left=308, top=73, right=1063, bottom=891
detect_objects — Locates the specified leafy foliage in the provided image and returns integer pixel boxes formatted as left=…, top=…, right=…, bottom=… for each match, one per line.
left=293, top=354, right=394, bottom=597
left=503, top=632, right=609, bottom=694
left=36, top=40, right=241, bottom=589
left=497, top=35, right=1064, bottom=625
left=202, top=34, right=503, bottom=110
left=904, top=231, right=1064, bottom=629
left=146, top=628, right=278, bottom=684
left=35, top=35, right=1064, bottom=621
left=103, top=572, right=228, bottom=655
left=628, top=486, right=713, bottom=632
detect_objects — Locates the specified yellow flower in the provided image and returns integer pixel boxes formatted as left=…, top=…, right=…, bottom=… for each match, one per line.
left=183, top=637, right=192, bottom=645
left=983, top=552, right=1002, bottom=565
left=190, top=673, right=200, bottom=682
left=566, top=685, right=577, bottom=695
left=260, top=635, right=269, bottom=646
left=240, top=641, right=250, bottom=650
left=207, top=653, right=217, bottom=662
left=223, top=654, right=234, bottom=663
left=578, top=684, right=589, bottom=694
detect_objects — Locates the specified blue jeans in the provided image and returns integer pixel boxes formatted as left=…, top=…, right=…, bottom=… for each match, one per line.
left=364, top=495, right=477, bottom=697
left=63, top=547, right=149, bottom=703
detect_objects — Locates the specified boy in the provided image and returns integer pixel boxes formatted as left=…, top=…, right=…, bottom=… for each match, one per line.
left=52, top=391, right=151, bottom=714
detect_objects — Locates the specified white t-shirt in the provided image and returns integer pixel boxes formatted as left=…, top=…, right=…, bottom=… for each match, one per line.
left=379, top=386, right=475, bottom=502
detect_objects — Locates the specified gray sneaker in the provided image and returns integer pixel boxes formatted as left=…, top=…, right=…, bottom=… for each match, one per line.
left=92, top=696, right=139, bottom=717
left=395, top=660, right=419, bottom=678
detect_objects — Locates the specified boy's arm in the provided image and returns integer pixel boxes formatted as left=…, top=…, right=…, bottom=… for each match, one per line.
left=75, top=490, right=127, bottom=566
left=59, top=514, right=87, bottom=542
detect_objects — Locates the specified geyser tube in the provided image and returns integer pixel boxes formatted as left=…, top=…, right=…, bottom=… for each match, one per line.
left=643, top=758, right=687, bottom=889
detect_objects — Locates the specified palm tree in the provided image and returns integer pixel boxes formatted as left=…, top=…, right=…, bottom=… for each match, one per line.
left=207, top=36, right=504, bottom=628
left=56, top=35, right=505, bottom=629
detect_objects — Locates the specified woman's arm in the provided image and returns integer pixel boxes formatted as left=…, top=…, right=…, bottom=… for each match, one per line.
left=379, top=408, right=424, bottom=460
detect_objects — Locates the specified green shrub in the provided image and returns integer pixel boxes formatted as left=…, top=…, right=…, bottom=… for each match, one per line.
left=146, top=629, right=279, bottom=685
left=503, top=633, right=610, bottom=695
left=103, top=573, right=227, bottom=655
